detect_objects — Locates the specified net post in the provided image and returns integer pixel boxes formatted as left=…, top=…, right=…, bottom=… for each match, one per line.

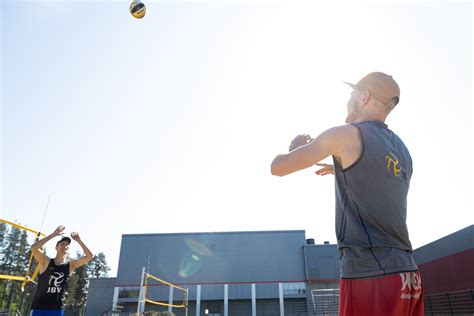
left=137, top=266, right=146, bottom=315
left=185, top=287, right=189, bottom=316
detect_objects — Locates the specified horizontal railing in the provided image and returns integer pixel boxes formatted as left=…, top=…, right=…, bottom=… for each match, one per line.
left=424, top=289, right=474, bottom=315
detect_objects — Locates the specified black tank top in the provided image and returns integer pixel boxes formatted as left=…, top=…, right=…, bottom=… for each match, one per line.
left=31, top=259, right=70, bottom=310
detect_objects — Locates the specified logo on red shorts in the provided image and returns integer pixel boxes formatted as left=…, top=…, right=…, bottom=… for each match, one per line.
left=399, top=272, right=422, bottom=299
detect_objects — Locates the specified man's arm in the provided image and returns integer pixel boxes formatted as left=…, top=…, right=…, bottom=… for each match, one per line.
left=31, top=225, right=65, bottom=272
left=69, top=232, right=93, bottom=273
left=271, top=125, right=359, bottom=176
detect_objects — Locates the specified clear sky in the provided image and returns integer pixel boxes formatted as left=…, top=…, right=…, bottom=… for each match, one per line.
left=1, top=0, right=472, bottom=277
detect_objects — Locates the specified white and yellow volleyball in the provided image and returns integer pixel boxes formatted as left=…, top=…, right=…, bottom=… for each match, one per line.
left=130, top=1, right=146, bottom=19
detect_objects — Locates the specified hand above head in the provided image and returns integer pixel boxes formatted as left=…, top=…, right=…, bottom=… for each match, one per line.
left=315, top=163, right=334, bottom=176
left=68, top=231, right=93, bottom=272
left=70, top=232, right=81, bottom=242
left=52, top=225, right=66, bottom=237
left=289, top=134, right=313, bottom=152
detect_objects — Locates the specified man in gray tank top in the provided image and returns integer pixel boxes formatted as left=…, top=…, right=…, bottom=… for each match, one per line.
left=271, top=72, right=424, bottom=316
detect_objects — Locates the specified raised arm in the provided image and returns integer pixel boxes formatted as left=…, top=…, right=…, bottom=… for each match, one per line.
left=271, top=125, right=360, bottom=176
left=31, top=225, right=65, bottom=272
left=69, top=232, right=93, bottom=273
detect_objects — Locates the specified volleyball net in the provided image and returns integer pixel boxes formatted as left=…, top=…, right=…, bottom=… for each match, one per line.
left=137, top=269, right=188, bottom=313
left=0, top=218, right=46, bottom=290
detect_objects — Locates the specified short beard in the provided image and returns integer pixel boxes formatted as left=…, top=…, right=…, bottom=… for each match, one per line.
left=345, top=113, right=355, bottom=124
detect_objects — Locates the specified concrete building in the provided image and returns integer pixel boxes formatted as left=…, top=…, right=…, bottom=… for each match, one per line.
left=86, top=230, right=340, bottom=316
left=86, top=278, right=117, bottom=315
left=86, top=225, right=474, bottom=315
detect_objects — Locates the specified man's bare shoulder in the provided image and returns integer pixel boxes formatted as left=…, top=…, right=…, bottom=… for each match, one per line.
left=317, top=124, right=361, bottom=167
left=321, top=124, right=359, bottom=142
left=323, top=124, right=361, bottom=168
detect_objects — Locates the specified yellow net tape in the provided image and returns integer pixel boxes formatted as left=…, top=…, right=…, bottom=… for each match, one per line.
left=0, top=218, right=46, bottom=237
left=144, top=298, right=186, bottom=308
left=143, top=273, right=188, bottom=309
left=0, top=275, right=26, bottom=281
left=145, top=273, right=187, bottom=292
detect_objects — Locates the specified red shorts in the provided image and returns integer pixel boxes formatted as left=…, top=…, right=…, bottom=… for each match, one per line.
left=339, top=271, right=424, bottom=316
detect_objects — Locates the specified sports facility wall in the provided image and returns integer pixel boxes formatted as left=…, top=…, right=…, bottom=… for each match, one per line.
left=115, top=230, right=307, bottom=288
left=413, top=225, right=474, bottom=294
left=86, top=230, right=342, bottom=315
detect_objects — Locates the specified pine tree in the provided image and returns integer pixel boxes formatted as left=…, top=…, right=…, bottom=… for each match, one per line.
left=14, top=230, right=30, bottom=276
left=0, top=222, right=9, bottom=311
left=2, top=227, right=32, bottom=313
left=63, top=252, right=112, bottom=314
left=0, top=222, right=6, bottom=250
left=87, top=252, right=111, bottom=278
left=9, top=229, right=30, bottom=314
left=73, top=264, right=88, bottom=313
left=0, top=223, right=36, bottom=314
left=64, top=252, right=89, bottom=314
left=0, top=225, right=19, bottom=275
left=0, top=225, right=21, bottom=310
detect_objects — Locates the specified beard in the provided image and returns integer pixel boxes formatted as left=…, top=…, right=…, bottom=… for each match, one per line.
left=345, top=112, right=356, bottom=124
left=345, top=100, right=359, bottom=123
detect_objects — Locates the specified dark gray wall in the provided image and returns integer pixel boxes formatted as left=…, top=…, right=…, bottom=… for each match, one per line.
left=116, top=230, right=307, bottom=288
left=413, top=225, right=473, bottom=265
left=304, top=244, right=340, bottom=281
left=85, top=277, right=116, bottom=316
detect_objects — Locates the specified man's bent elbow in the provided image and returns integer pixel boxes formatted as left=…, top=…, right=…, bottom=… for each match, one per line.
left=271, top=166, right=282, bottom=176
left=271, top=158, right=287, bottom=177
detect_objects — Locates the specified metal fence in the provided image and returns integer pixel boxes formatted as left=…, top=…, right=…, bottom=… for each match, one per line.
left=424, top=289, right=474, bottom=315
left=310, top=289, right=339, bottom=316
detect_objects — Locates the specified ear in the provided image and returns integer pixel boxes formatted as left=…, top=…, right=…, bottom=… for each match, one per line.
left=361, top=90, right=371, bottom=104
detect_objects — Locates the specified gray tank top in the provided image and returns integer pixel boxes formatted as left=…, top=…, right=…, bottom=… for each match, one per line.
left=333, top=121, right=418, bottom=279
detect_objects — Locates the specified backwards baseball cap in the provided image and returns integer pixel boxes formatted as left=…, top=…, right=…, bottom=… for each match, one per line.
left=344, top=72, right=400, bottom=108
left=56, top=236, right=71, bottom=246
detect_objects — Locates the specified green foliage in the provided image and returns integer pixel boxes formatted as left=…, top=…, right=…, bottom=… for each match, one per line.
left=63, top=252, right=111, bottom=314
left=87, top=252, right=110, bottom=278
left=0, top=223, right=33, bottom=314
left=64, top=253, right=89, bottom=313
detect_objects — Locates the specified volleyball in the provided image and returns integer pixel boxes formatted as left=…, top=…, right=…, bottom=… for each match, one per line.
left=130, top=1, right=146, bottom=19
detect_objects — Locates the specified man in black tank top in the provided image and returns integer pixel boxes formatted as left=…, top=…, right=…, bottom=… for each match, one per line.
left=30, top=225, right=93, bottom=316
left=271, top=72, right=424, bottom=316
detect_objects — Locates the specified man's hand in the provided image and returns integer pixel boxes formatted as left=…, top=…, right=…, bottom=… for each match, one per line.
left=69, top=232, right=93, bottom=274
left=32, top=225, right=66, bottom=273
left=289, top=134, right=313, bottom=152
left=272, top=125, right=358, bottom=177
left=52, top=225, right=66, bottom=237
left=315, top=163, right=334, bottom=176
left=71, top=232, right=81, bottom=242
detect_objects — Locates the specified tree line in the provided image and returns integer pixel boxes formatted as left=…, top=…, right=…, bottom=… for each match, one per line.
left=0, top=222, right=111, bottom=315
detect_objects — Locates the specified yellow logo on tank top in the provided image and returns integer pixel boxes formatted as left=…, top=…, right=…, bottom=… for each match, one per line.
left=385, top=152, right=401, bottom=176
